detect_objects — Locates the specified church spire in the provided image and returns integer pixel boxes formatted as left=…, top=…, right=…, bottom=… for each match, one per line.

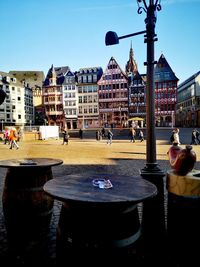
left=125, top=42, right=138, bottom=75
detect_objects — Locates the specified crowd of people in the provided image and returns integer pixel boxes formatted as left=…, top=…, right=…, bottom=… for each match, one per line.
left=2, top=126, right=200, bottom=148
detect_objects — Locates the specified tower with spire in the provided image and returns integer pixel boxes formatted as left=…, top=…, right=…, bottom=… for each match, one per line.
left=125, top=42, right=138, bottom=76
left=126, top=44, right=146, bottom=125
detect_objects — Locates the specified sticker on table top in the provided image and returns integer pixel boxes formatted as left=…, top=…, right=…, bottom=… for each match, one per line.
left=92, top=178, right=113, bottom=189
left=19, top=159, right=37, bottom=165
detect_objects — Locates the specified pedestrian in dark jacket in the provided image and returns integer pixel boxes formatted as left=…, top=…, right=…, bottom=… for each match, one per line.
left=190, top=129, right=198, bottom=145
left=62, top=130, right=69, bottom=145
left=107, top=129, right=113, bottom=145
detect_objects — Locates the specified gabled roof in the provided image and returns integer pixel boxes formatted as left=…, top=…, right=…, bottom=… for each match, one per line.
left=154, top=54, right=179, bottom=82
left=65, top=70, right=75, bottom=77
left=43, top=65, right=71, bottom=86
left=55, top=66, right=70, bottom=77
left=103, top=56, right=128, bottom=80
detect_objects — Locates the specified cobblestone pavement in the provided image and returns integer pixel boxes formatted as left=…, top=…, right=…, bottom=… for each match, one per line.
left=0, top=133, right=200, bottom=266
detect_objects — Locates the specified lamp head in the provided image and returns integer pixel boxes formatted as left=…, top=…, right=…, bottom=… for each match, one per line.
left=105, top=31, right=119, bottom=46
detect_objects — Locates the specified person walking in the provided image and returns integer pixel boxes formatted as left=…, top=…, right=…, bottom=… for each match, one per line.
left=101, top=127, right=105, bottom=138
left=139, top=129, right=144, bottom=142
left=173, top=128, right=181, bottom=145
left=9, top=128, right=19, bottom=150
left=190, top=129, right=198, bottom=145
left=107, top=129, right=113, bottom=145
left=79, top=128, right=83, bottom=139
left=3, top=128, right=10, bottom=145
left=129, top=127, right=136, bottom=143
left=195, top=129, right=200, bottom=144
left=62, top=129, right=69, bottom=145
left=96, top=130, right=100, bottom=141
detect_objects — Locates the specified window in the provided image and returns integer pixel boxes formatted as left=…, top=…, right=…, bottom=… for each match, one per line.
left=89, top=106, right=93, bottom=113
left=83, top=96, right=87, bottom=103
left=93, top=74, right=97, bottom=82
left=79, top=96, right=82, bottom=103
left=88, top=75, right=92, bottom=82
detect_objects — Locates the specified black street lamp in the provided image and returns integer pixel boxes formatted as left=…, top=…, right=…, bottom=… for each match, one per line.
left=105, top=0, right=166, bottom=244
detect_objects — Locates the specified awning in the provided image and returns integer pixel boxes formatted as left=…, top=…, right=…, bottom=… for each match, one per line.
left=128, top=117, right=144, bottom=121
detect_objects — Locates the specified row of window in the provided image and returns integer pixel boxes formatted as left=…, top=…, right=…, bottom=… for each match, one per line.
left=102, top=74, right=125, bottom=80
left=156, top=93, right=176, bottom=99
left=99, top=102, right=128, bottom=109
left=156, top=104, right=175, bottom=111
left=99, top=83, right=127, bottom=90
left=44, top=96, right=62, bottom=102
left=64, top=92, right=76, bottom=98
left=78, top=85, right=98, bottom=93
left=77, top=75, right=97, bottom=83
left=99, top=92, right=128, bottom=99
left=79, top=106, right=98, bottom=114
left=156, top=81, right=177, bottom=89
left=63, top=85, right=76, bottom=91
left=78, top=95, right=98, bottom=103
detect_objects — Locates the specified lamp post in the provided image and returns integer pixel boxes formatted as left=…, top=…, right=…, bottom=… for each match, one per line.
left=105, top=0, right=165, bottom=244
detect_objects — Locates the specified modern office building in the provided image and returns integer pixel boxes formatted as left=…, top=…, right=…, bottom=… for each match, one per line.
left=176, top=70, right=200, bottom=127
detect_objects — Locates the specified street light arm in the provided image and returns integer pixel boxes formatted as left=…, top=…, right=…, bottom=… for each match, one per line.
left=105, top=30, right=146, bottom=46
left=118, top=30, right=147, bottom=40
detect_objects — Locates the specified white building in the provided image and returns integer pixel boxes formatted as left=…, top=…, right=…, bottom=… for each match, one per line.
left=77, top=67, right=103, bottom=129
left=0, top=71, right=34, bottom=130
left=62, top=70, right=78, bottom=129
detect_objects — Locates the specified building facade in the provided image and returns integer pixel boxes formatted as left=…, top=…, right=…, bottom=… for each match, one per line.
left=10, top=71, right=45, bottom=125
left=126, top=45, right=146, bottom=127
left=77, top=67, right=103, bottom=129
left=0, top=71, right=34, bottom=129
left=42, top=65, right=66, bottom=128
left=176, top=70, right=200, bottom=127
left=62, top=70, right=78, bottom=129
left=154, top=54, right=179, bottom=127
left=98, top=57, right=128, bottom=128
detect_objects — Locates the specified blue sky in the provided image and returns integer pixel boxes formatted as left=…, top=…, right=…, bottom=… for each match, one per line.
left=0, top=0, right=199, bottom=84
